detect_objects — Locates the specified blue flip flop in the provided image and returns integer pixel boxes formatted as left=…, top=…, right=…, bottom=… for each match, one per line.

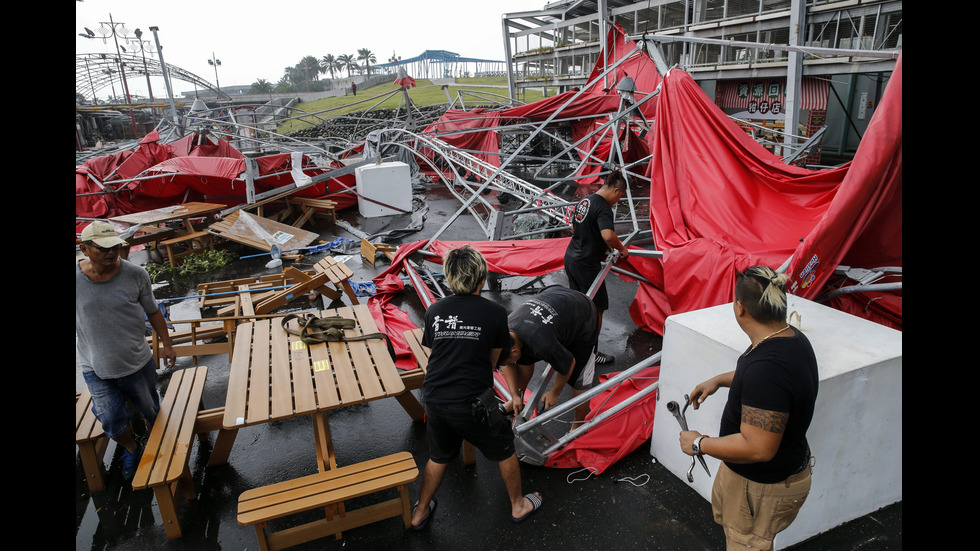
left=411, top=498, right=438, bottom=531
left=511, top=492, right=543, bottom=523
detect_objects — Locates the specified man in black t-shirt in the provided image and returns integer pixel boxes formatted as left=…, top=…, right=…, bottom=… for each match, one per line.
left=563, top=170, right=629, bottom=364
left=499, top=285, right=600, bottom=428
left=412, top=245, right=542, bottom=530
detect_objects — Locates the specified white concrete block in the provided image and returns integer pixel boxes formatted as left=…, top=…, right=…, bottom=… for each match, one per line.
left=650, top=295, right=901, bottom=549
left=355, top=161, right=412, bottom=218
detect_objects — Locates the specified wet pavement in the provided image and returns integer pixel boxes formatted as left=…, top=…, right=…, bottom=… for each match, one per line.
left=76, top=174, right=902, bottom=550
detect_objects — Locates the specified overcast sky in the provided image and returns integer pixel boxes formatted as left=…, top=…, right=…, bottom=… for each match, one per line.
left=76, top=0, right=538, bottom=99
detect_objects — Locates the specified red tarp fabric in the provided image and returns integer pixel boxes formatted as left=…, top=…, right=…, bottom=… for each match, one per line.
left=413, top=24, right=900, bottom=333
left=76, top=133, right=360, bottom=221
left=545, top=365, right=660, bottom=474
left=785, top=54, right=903, bottom=330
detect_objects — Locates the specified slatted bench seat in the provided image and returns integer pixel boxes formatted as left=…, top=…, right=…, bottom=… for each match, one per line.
left=76, top=384, right=236, bottom=495
left=159, top=230, right=214, bottom=268
left=132, top=365, right=210, bottom=539
left=76, top=389, right=109, bottom=492
left=238, top=452, right=419, bottom=551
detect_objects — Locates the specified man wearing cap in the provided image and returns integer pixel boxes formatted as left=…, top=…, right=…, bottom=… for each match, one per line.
left=76, top=221, right=177, bottom=480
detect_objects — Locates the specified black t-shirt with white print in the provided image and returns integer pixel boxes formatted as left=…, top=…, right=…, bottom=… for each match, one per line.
left=422, top=294, right=510, bottom=404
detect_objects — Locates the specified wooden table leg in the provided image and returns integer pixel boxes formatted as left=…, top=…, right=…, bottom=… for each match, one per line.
left=312, top=411, right=345, bottom=538
left=312, top=411, right=337, bottom=472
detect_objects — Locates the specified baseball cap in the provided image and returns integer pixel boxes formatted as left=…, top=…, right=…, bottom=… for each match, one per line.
left=80, top=221, right=128, bottom=248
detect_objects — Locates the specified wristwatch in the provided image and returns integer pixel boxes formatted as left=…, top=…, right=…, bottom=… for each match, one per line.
left=692, top=435, right=707, bottom=455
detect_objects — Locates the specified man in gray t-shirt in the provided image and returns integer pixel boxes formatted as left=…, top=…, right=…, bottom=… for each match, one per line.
left=76, top=221, right=176, bottom=479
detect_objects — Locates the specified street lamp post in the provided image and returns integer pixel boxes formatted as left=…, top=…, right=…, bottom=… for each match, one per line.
left=79, top=13, right=139, bottom=138
left=208, top=53, right=222, bottom=97
left=131, top=28, right=157, bottom=122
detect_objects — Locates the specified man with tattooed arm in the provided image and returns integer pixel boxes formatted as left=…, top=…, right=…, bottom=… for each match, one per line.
left=679, top=266, right=818, bottom=551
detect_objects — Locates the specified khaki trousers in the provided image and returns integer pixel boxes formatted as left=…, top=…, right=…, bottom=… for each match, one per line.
left=711, top=460, right=812, bottom=550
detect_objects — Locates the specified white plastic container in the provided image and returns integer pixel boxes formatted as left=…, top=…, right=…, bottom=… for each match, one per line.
left=354, top=161, right=412, bottom=218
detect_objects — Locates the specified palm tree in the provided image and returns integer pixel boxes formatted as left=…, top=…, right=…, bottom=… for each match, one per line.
left=337, top=54, right=358, bottom=78
left=299, top=56, right=321, bottom=82
left=357, top=48, right=377, bottom=76
left=250, top=79, right=274, bottom=94
left=320, top=54, right=337, bottom=79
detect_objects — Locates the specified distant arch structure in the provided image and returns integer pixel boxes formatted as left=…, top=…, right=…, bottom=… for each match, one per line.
left=374, top=49, right=506, bottom=80
left=76, top=53, right=222, bottom=102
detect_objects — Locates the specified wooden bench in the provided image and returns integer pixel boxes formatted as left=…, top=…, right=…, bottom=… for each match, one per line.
left=76, top=389, right=109, bottom=492
left=76, top=384, right=237, bottom=496
left=159, top=230, right=214, bottom=268
left=403, top=328, right=475, bottom=464
left=285, top=196, right=337, bottom=228
left=238, top=452, right=419, bottom=551
left=132, top=365, right=210, bottom=539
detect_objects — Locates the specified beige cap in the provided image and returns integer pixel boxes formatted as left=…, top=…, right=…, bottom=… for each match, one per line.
left=80, top=221, right=128, bottom=248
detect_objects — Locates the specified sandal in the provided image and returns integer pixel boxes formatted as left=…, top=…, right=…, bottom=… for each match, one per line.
left=411, top=498, right=437, bottom=531
left=511, top=492, right=543, bottom=523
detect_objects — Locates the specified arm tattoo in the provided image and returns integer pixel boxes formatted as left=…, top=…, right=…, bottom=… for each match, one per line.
left=741, top=405, right=788, bottom=434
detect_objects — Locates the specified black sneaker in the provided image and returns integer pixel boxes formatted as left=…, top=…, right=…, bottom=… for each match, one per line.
left=595, top=351, right=615, bottom=365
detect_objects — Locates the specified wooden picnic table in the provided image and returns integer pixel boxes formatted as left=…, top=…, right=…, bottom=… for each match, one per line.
left=110, top=202, right=226, bottom=265
left=110, top=201, right=225, bottom=238
left=222, top=304, right=405, bottom=472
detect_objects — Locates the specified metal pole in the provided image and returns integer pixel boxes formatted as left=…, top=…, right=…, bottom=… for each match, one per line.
left=148, top=26, right=179, bottom=130
left=515, top=351, right=661, bottom=435
left=108, top=14, right=138, bottom=137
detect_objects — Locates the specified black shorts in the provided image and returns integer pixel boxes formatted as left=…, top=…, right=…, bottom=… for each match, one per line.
left=424, top=398, right=515, bottom=464
left=564, top=260, right=609, bottom=311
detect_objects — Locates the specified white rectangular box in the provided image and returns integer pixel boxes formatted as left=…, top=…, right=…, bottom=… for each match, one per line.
left=650, top=295, right=901, bottom=549
left=354, top=161, right=413, bottom=218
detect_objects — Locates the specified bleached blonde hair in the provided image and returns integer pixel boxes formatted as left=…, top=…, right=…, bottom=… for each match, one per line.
left=444, top=245, right=487, bottom=295
left=735, top=265, right=788, bottom=324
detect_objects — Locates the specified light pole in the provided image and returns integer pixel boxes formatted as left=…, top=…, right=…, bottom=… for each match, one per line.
left=130, top=28, right=157, bottom=121
left=79, top=14, right=139, bottom=138
left=208, top=53, right=222, bottom=97
left=147, top=26, right=180, bottom=130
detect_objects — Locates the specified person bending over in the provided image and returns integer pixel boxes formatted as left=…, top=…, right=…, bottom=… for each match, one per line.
left=499, top=285, right=600, bottom=428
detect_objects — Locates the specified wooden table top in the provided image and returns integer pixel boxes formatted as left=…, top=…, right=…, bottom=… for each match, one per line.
left=109, top=202, right=226, bottom=226
left=223, top=304, right=405, bottom=429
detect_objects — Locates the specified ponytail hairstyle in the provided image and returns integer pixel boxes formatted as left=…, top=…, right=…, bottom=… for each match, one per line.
left=602, top=169, right=628, bottom=193
left=444, top=244, right=488, bottom=295
left=735, top=265, right=788, bottom=324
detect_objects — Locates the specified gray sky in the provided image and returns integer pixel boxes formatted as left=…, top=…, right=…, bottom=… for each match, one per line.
left=76, top=0, right=537, bottom=99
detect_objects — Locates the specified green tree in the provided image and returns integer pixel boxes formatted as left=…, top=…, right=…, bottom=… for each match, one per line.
left=357, top=48, right=377, bottom=76
left=250, top=79, right=274, bottom=94
left=320, top=54, right=337, bottom=79
left=337, top=54, right=358, bottom=77
left=298, top=55, right=321, bottom=82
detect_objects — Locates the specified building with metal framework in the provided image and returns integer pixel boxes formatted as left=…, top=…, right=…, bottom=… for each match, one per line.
left=502, top=0, right=902, bottom=161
